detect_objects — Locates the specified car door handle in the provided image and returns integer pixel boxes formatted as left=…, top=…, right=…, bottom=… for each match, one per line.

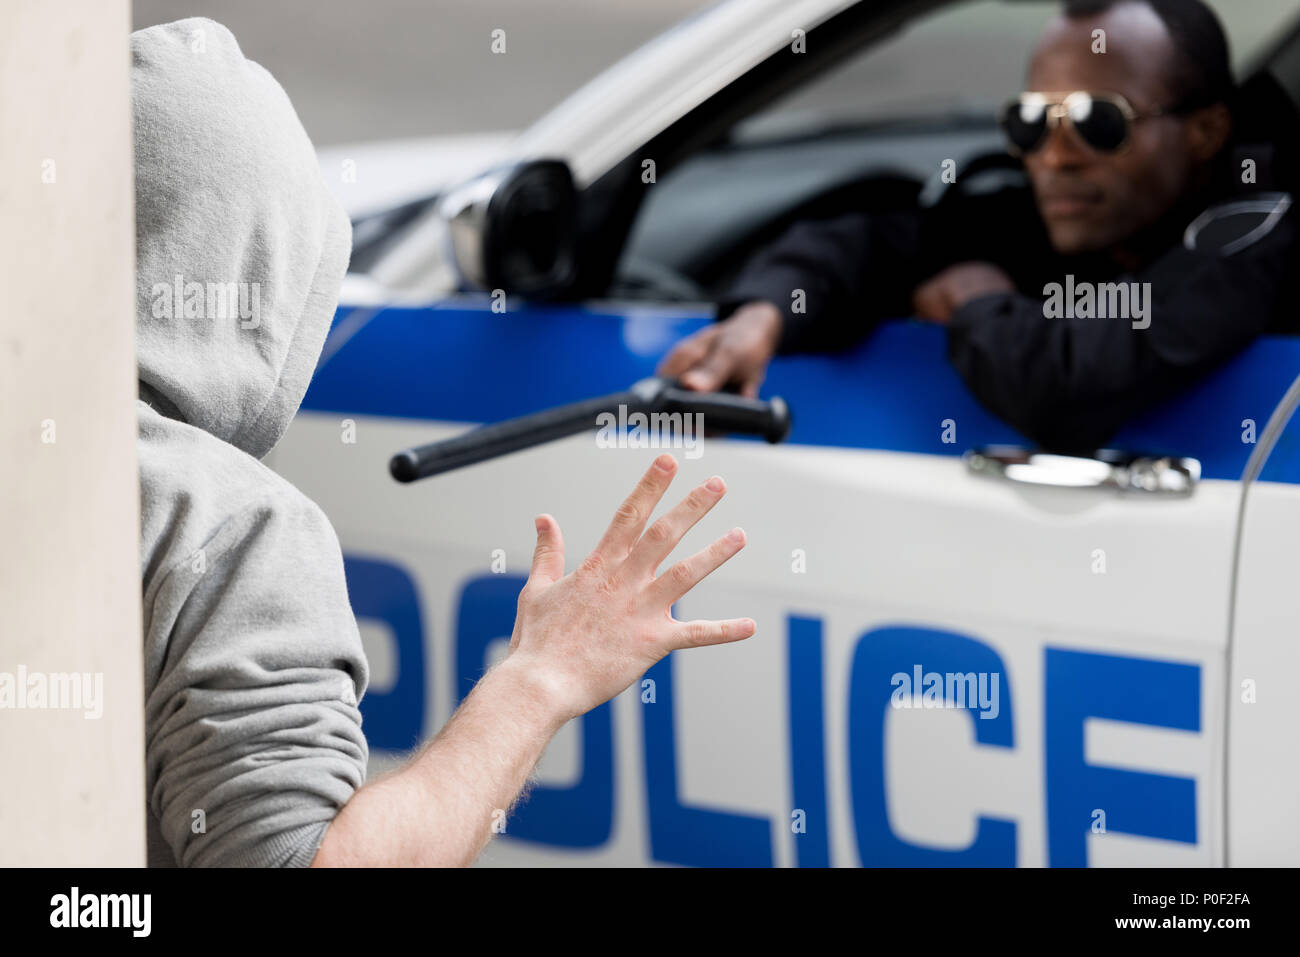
left=963, top=446, right=1200, bottom=496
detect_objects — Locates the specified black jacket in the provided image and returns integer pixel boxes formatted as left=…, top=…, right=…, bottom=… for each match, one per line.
left=718, top=179, right=1297, bottom=451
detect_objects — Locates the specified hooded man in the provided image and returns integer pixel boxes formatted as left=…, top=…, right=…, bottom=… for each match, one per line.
left=134, top=18, right=753, bottom=867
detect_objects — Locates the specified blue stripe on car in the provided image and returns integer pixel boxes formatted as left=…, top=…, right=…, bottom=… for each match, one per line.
left=303, top=300, right=1300, bottom=483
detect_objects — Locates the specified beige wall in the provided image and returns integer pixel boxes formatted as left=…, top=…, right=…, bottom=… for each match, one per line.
left=0, top=0, right=144, bottom=865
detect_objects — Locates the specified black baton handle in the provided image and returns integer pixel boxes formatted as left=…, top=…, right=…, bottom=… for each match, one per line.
left=390, top=377, right=791, bottom=482
left=660, top=387, right=791, bottom=444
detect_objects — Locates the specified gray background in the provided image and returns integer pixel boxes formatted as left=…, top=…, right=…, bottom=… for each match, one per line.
left=133, top=1, right=1297, bottom=147
left=133, top=0, right=712, bottom=145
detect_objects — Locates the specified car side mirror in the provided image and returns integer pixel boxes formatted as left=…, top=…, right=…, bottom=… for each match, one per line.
left=439, top=159, right=578, bottom=300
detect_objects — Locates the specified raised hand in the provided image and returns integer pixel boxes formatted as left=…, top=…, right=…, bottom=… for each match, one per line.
left=505, top=453, right=755, bottom=720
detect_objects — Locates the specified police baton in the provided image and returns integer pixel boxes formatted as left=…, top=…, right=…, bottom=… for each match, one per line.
left=389, top=377, right=791, bottom=482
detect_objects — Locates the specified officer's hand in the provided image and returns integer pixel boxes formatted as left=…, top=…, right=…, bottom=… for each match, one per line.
left=506, top=454, right=754, bottom=721
left=657, top=301, right=782, bottom=397
left=912, top=262, right=1015, bottom=324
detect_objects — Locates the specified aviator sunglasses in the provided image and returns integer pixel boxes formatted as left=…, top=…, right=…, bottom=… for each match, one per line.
left=999, top=91, right=1193, bottom=155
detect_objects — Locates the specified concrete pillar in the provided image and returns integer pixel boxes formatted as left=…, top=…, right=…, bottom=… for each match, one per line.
left=0, top=0, right=144, bottom=865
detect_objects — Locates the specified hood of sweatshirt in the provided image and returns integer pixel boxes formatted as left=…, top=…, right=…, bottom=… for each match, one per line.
left=133, top=17, right=351, bottom=460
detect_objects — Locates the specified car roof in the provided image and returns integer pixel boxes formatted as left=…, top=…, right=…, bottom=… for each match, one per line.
left=509, top=0, right=863, bottom=186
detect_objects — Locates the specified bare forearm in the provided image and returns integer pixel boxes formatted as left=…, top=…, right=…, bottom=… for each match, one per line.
left=312, top=457, right=754, bottom=865
left=312, top=657, right=568, bottom=867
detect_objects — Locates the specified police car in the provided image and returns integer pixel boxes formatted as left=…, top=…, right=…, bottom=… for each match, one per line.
left=269, top=0, right=1300, bottom=866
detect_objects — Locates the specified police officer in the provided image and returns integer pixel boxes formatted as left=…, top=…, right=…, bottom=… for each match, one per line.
left=659, top=0, right=1298, bottom=452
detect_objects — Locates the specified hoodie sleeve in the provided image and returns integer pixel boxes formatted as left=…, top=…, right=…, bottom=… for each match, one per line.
left=143, top=495, right=369, bottom=868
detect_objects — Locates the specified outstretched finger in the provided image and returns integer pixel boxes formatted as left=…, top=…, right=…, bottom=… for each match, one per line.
left=623, top=475, right=726, bottom=581
left=666, top=616, right=757, bottom=651
left=591, top=454, right=677, bottom=564
left=529, top=514, right=565, bottom=584
left=645, top=526, right=746, bottom=608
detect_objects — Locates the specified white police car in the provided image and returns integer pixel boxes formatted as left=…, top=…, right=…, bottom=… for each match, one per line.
left=269, top=0, right=1300, bottom=866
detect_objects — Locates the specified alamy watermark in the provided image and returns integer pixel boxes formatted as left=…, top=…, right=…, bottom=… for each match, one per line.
left=596, top=405, right=704, bottom=459
left=890, top=664, right=1000, bottom=720
left=0, top=665, right=103, bottom=719
left=50, top=887, right=150, bottom=937
left=1043, top=275, right=1151, bottom=330
left=151, top=274, right=261, bottom=328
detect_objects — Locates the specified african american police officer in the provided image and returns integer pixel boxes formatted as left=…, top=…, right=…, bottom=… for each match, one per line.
left=659, top=0, right=1298, bottom=452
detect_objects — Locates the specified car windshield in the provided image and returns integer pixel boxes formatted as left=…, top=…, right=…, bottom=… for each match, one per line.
left=735, top=0, right=1300, bottom=142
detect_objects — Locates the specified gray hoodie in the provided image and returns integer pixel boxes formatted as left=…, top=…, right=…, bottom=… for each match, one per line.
left=133, top=18, right=368, bottom=867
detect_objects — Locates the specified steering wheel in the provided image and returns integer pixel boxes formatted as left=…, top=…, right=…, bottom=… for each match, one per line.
left=918, top=151, right=1029, bottom=210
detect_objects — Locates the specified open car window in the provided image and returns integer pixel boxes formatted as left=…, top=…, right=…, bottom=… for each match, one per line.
left=739, top=0, right=1300, bottom=142
left=615, top=0, right=1300, bottom=300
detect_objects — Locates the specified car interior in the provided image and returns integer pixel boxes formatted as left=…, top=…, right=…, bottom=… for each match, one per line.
left=606, top=0, right=1300, bottom=307
left=345, top=1, right=1300, bottom=310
